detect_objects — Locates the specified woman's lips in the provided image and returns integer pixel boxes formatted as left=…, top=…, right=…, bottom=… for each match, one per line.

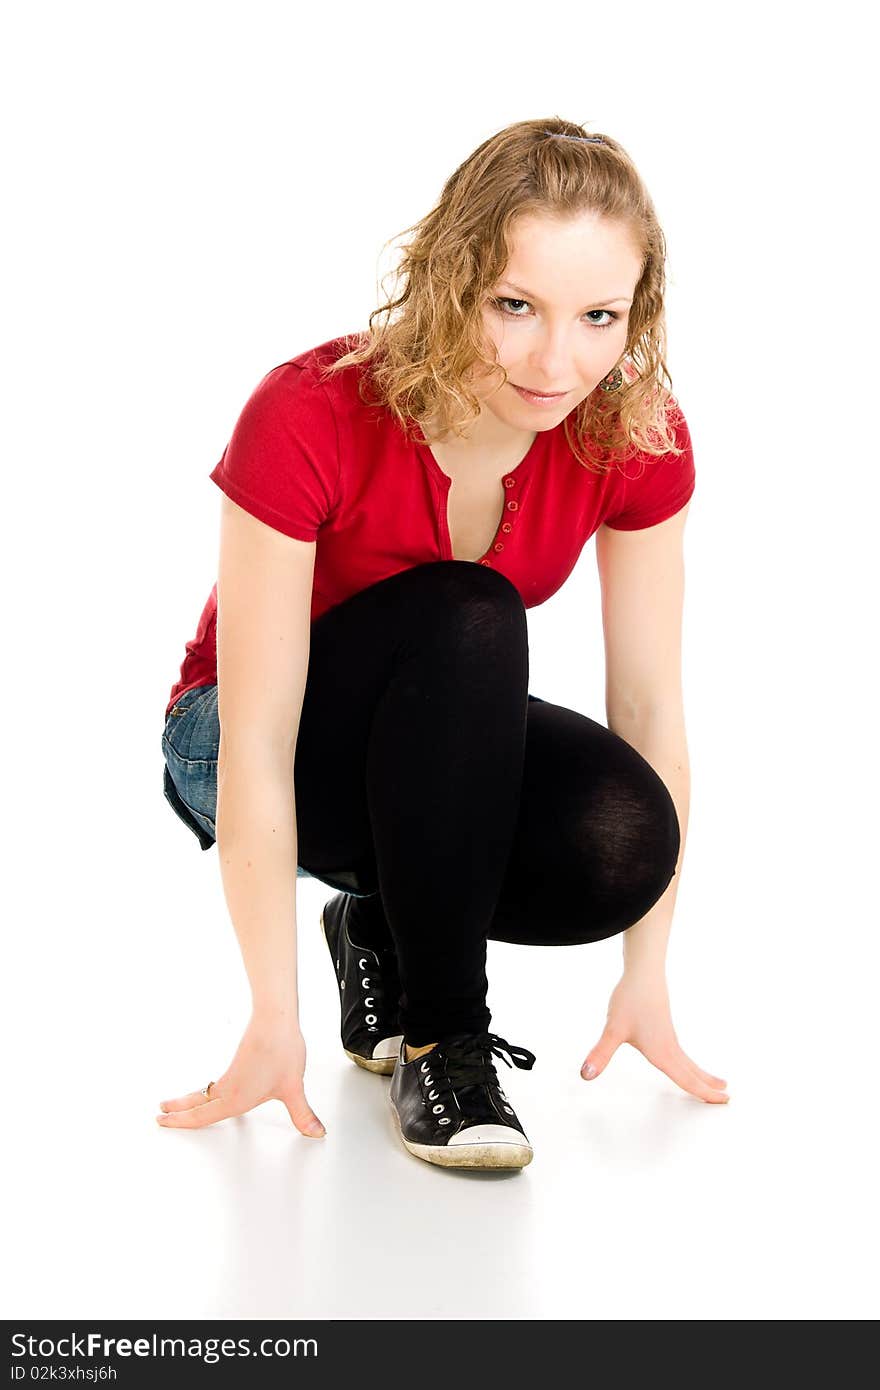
left=511, top=383, right=571, bottom=405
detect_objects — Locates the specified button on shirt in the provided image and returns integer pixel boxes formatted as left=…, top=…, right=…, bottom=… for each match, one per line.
left=166, top=333, right=696, bottom=714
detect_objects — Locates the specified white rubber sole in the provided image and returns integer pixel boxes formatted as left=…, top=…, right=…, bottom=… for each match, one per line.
left=320, top=908, right=403, bottom=1075
left=389, top=1094, right=533, bottom=1170
left=343, top=1045, right=400, bottom=1075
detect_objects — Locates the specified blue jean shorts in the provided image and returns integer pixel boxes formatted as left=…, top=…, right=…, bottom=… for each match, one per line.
left=161, top=683, right=327, bottom=886
left=162, top=684, right=220, bottom=846
left=162, top=681, right=546, bottom=894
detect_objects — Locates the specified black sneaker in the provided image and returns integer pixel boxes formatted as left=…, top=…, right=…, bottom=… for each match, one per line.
left=320, top=893, right=404, bottom=1074
left=389, top=1032, right=536, bottom=1170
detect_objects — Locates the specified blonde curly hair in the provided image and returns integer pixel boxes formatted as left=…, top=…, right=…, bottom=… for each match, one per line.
left=317, top=116, right=685, bottom=475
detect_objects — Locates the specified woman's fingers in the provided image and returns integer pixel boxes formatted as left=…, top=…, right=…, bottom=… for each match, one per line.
left=676, top=1048, right=727, bottom=1089
left=158, top=1089, right=214, bottom=1113
left=662, top=1052, right=729, bottom=1104
left=155, top=1083, right=326, bottom=1136
left=156, top=1096, right=229, bottom=1128
left=280, top=1083, right=326, bottom=1138
left=645, top=1039, right=729, bottom=1099
left=155, top=1018, right=325, bottom=1133
left=684, top=1056, right=727, bottom=1088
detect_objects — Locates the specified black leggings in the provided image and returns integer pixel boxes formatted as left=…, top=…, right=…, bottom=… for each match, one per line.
left=292, top=560, right=681, bottom=1045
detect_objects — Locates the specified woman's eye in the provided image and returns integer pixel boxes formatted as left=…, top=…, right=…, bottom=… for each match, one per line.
left=495, top=297, right=530, bottom=316
left=493, top=297, right=618, bottom=329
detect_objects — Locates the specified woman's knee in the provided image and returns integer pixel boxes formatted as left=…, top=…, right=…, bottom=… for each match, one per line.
left=385, top=560, right=529, bottom=681
left=401, top=560, right=526, bottom=632
left=594, top=761, right=679, bottom=895
left=531, top=766, right=680, bottom=943
left=312, top=559, right=528, bottom=676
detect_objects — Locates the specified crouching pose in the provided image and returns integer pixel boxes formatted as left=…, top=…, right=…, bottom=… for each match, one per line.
left=157, top=117, right=728, bottom=1172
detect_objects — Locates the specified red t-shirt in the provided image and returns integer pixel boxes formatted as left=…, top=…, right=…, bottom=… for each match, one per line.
left=166, top=333, right=696, bottom=715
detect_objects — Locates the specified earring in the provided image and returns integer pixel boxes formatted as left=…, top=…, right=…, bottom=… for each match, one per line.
left=598, top=366, right=623, bottom=393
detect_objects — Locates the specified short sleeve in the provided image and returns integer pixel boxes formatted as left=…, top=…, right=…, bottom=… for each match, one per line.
left=602, top=401, right=696, bottom=531
left=209, top=363, right=339, bottom=542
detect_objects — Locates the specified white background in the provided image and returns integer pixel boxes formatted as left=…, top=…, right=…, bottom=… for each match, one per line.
left=2, top=0, right=877, bottom=1322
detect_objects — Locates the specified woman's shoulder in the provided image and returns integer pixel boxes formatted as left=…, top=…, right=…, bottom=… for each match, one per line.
left=258, top=332, right=376, bottom=417
left=293, top=329, right=364, bottom=362
left=230, top=333, right=371, bottom=432
left=282, top=331, right=369, bottom=384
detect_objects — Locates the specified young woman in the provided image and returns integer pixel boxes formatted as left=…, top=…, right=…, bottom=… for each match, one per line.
left=156, top=117, right=729, bottom=1172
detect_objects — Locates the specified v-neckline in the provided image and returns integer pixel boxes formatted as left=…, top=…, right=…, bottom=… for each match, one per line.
left=412, top=427, right=545, bottom=564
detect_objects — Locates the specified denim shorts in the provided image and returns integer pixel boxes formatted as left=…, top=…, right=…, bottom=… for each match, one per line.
left=161, top=682, right=331, bottom=888
left=162, top=681, right=546, bottom=894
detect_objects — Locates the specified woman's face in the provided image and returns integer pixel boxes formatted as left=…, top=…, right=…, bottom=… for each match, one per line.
left=472, top=210, right=644, bottom=432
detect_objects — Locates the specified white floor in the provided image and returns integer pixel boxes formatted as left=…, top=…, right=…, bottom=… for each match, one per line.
left=5, top=0, right=879, bottom=1327
left=5, top=854, right=876, bottom=1321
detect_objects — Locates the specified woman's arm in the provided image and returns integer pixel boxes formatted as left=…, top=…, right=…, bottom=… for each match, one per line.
left=212, top=493, right=317, bottom=1023
left=215, top=740, right=302, bottom=1023
left=588, top=508, right=727, bottom=1101
left=596, top=504, right=692, bottom=976
left=582, top=709, right=727, bottom=1102
left=156, top=500, right=326, bottom=1133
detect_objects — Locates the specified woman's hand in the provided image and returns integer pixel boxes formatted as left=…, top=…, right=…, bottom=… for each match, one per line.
left=155, top=1012, right=327, bottom=1135
left=580, top=973, right=729, bottom=1104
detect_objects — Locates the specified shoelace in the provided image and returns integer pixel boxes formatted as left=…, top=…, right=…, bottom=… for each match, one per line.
left=414, top=1032, right=536, bottom=1127
left=432, top=1032, right=536, bottom=1090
